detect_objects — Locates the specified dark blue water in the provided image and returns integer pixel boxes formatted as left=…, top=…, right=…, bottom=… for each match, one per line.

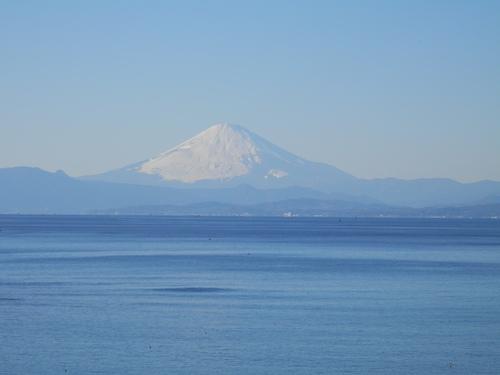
left=1, top=215, right=499, bottom=374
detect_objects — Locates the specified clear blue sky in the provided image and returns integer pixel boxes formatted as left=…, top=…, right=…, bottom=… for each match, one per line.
left=1, top=0, right=499, bottom=183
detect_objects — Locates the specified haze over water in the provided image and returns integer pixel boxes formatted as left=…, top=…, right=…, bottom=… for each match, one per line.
left=1, top=215, right=499, bottom=374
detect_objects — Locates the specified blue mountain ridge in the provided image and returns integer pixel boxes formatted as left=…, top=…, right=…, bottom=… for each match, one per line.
left=1, top=167, right=499, bottom=216
left=79, top=124, right=500, bottom=208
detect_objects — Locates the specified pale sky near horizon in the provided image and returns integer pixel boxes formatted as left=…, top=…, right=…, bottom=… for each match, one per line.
left=1, top=0, right=499, bottom=183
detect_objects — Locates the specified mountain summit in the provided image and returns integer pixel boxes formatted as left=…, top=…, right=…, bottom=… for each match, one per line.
left=83, top=124, right=355, bottom=190
left=140, top=124, right=300, bottom=183
left=5, top=124, right=500, bottom=211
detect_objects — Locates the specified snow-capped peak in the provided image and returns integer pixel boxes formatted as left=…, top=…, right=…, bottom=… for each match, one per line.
left=82, top=123, right=355, bottom=190
left=139, top=124, right=303, bottom=183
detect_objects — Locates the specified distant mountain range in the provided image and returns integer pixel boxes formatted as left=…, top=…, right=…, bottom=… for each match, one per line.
left=1, top=124, right=500, bottom=217
left=0, top=167, right=367, bottom=214
left=1, top=167, right=499, bottom=217
left=81, top=124, right=356, bottom=191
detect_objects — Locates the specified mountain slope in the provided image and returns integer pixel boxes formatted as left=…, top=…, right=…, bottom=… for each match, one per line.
left=82, top=124, right=356, bottom=190
left=0, top=167, right=190, bottom=214
left=0, top=167, right=359, bottom=214
left=337, top=177, right=500, bottom=207
left=140, top=124, right=291, bottom=183
left=80, top=123, right=500, bottom=207
left=2, top=167, right=500, bottom=215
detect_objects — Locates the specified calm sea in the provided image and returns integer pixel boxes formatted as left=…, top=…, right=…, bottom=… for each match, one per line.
left=0, top=215, right=499, bottom=374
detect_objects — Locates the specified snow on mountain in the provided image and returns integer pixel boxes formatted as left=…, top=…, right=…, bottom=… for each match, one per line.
left=139, top=124, right=301, bottom=183
left=82, top=124, right=356, bottom=191
left=7, top=124, right=500, bottom=210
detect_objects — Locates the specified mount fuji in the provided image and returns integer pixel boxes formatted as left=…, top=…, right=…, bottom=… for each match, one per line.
left=79, top=123, right=500, bottom=208
left=83, top=124, right=356, bottom=191
left=2, top=123, right=500, bottom=213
